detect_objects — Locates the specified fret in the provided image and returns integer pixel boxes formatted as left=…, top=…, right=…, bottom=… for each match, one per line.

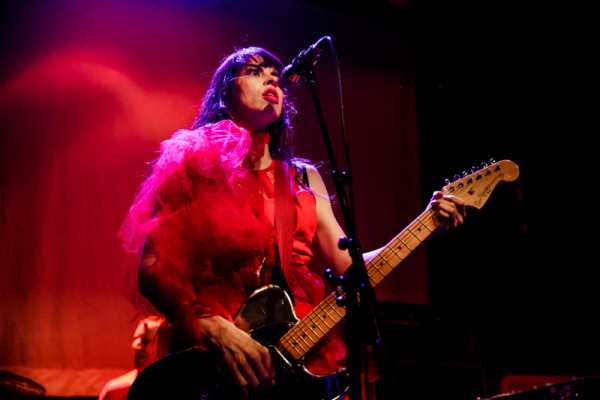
left=407, top=227, right=423, bottom=243
left=366, top=270, right=379, bottom=285
left=324, top=296, right=344, bottom=319
left=397, top=237, right=413, bottom=252
left=368, top=260, right=385, bottom=281
left=400, top=231, right=419, bottom=249
left=281, top=334, right=304, bottom=359
left=391, top=239, right=410, bottom=259
left=416, top=215, right=434, bottom=233
left=383, top=247, right=402, bottom=265
left=314, top=303, right=334, bottom=328
left=305, top=312, right=327, bottom=335
left=286, top=329, right=310, bottom=352
left=378, top=252, right=394, bottom=269
left=387, top=243, right=404, bottom=261
left=296, top=320, right=319, bottom=344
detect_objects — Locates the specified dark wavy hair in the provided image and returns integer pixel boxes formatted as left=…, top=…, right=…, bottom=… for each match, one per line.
left=191, top=47, right=298, bottom=163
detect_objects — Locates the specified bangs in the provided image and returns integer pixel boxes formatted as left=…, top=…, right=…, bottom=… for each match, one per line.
left=232, top=47, right=283, bottom=75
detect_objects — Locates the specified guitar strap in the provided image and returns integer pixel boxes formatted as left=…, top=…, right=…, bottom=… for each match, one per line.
left=273, top=160, right=310, bottom=305
left=274, top=159, right=294, bottom=286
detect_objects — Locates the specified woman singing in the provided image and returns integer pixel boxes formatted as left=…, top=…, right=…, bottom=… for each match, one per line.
left=118, top=46, right=465, bottom=398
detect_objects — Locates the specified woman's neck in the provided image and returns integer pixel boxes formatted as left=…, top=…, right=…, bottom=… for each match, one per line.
left=242, top=131, right=272, bottom=171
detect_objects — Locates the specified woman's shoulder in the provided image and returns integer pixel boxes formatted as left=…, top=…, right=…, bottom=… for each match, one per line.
left=291, top=158, right=320, bottom=187
left=291, top=159, right=332, bottom=199
left=291, top=158, right=322, bottom=174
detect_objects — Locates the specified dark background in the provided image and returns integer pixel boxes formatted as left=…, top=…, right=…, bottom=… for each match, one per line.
left=409, top=0, right=595, bottom=394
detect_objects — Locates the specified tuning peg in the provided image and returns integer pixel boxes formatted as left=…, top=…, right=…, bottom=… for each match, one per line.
left=453, top=174, right=461, bottom=182
left=471, top=166, right=478, bottom=173
left=444, top=178, right=451, bottom=185
left=462, top=171, right=468, bottom=177
left=489, top=158, right=496, bottom=164
left=480, top=161, right=489, bottom=168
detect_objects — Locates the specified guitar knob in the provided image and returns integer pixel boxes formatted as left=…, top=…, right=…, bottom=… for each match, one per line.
left=444, top=178, right=451, bottom=185
left=489, top=158, right=496, bottom=164
left=453, top=174, right=461, bottom=182
left=462, top=171, right=468, bottom=177
left=471, top=166, right=478, bottom=173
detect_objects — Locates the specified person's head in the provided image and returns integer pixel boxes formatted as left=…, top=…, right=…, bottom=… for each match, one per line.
left=192, top=46, right=297, bottom=161
left=131, top=316, right=162, bottom=371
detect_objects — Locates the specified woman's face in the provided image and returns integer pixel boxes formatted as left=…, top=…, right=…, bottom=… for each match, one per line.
left=230, top=57, right=283, bottom=131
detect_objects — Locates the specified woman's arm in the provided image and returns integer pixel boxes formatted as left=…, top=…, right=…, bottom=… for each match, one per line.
left=138, top=236, right=194, bottom=322
left=306, top=167, right=354, bottom=276
left=138, top=219, right=275, bottom=390
left=307, top=167, right=466, bottom=275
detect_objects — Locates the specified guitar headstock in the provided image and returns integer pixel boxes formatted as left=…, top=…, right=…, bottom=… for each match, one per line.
left=442, top=159, right=519, bottom=210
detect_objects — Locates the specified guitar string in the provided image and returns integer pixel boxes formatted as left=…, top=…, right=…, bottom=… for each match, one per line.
left=285, top=329, right=310, bottom=354
left=281, top=299, right=338, bottom=358
left=296, top=319, right=318, bottom=344
left=280, top=335, right=303, bottom=358
left=305, top=311, right=327, bottom=335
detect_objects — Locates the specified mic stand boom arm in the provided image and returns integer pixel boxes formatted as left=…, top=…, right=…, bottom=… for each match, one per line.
left=303, top=65, right=383, bottom=400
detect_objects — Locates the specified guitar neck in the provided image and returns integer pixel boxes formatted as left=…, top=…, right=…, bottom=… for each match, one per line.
left=279, top=208, right=440, bottom=360
left=366, top=208, right=439, bottom=287
left=277, top=159, right=519, bottom=361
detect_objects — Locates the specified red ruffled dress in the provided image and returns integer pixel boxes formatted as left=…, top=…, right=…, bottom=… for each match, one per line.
left=118, top=120, right=344, bottom=375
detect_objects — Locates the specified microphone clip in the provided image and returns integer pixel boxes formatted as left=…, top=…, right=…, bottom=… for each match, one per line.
left=283, top=36, right=330, bottom=87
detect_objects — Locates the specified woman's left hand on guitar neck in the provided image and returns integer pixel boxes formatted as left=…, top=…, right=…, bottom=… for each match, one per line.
left=428, top=191, right=467, bottom=232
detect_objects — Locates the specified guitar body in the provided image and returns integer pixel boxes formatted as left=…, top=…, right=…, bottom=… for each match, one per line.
left=128, top=285, right=349, bottom=400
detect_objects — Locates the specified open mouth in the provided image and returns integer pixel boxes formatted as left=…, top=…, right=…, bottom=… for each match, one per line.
left=262, top=88, right=279, bottom=103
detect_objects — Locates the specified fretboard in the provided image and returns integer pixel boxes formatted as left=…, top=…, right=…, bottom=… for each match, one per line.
left=279, top=208, right=440, bottom=360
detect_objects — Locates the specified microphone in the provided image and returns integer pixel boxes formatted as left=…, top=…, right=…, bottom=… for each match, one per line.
left=282, top=36, right=330, bottom=86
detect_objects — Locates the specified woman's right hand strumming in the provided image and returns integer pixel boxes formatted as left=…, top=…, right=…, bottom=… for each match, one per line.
left=196, top=315, right=276, bottom=392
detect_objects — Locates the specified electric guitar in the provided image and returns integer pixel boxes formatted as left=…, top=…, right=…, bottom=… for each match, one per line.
left=127, top=159, right=520, bottom=400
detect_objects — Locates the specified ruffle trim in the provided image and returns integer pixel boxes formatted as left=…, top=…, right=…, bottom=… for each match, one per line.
left=118, top=120, right=252, bottom=254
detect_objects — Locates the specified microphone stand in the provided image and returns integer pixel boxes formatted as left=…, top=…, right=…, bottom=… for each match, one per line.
left=302, top=66, right=384, bottom=400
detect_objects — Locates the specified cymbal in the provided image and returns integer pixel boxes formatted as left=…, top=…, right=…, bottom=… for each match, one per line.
left=0, top=370, right=46, bottom=399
